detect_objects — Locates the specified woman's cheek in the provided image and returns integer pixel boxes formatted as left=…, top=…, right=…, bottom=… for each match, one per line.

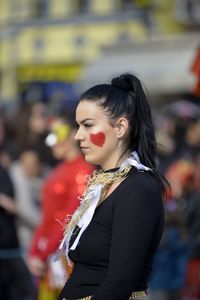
left=90, top=132, right=106, bottom=147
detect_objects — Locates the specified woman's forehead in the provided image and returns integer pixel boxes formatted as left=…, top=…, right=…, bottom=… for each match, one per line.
left=76, top=100, right=105, bottom=121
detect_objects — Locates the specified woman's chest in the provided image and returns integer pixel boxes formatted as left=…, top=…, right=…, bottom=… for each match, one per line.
left=69, top=200, right=114, bottom=265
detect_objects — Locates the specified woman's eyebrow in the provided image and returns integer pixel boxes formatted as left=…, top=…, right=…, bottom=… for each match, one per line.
left=77, top=118, right=95, bottom=124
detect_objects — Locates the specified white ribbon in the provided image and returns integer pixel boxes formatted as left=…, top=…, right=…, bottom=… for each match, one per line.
left=71, top=184, right=103, bottom=250
left=120, top=151, right=151, bottom=172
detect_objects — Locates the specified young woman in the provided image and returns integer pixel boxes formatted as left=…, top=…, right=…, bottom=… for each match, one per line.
left=58, top=73, right=166, bottom=300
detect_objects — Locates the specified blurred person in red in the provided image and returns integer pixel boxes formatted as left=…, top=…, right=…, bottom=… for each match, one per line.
left=28, top=115, right=94, bottom=299
left=165, top=159, right=195, bottom=201
left=166, top=159, right=200, bottom=299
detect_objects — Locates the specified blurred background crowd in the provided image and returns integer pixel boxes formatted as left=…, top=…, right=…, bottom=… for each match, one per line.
left=0, top=1, right=200, bottom=300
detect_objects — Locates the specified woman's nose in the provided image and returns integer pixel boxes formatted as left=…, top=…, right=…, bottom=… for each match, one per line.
left=74, top=128, right=83, bottom=141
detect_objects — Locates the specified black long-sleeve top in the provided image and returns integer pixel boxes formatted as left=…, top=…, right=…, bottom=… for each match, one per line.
left=59, top=167, right=164, bottom=300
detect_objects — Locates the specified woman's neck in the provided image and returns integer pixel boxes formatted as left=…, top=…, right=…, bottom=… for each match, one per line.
left=101, top=150, right=131, bottom=171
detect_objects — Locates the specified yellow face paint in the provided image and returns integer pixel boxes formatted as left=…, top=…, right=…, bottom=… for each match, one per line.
left=53, top=123, right=71, bottom=143
left=45, top=120, right=72, bottom=146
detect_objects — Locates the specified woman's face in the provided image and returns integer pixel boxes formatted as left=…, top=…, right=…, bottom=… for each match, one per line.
left=75, top=100, right=121, bottom=170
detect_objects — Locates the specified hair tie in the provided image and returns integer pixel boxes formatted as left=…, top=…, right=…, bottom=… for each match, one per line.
left=111, top=75, right=135, bottom=96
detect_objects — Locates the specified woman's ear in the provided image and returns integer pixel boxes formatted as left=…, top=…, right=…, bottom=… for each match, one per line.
left=114, top=117, right=129, bottom=138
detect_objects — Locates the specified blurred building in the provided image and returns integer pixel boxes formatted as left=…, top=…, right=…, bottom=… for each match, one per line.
left=0, top=0, right=199, bottom=103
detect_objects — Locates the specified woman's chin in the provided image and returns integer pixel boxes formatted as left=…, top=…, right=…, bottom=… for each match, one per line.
left=84, top=154, right=98, bottom=166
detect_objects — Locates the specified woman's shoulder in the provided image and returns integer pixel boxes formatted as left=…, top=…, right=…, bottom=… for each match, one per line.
left=117, top=167, right=163, bottom=205
left=127, top=166, right=160, bottom=185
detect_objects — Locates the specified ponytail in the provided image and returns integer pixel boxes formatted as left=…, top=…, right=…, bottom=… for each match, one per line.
left=129, top=75, right=156, bottom=169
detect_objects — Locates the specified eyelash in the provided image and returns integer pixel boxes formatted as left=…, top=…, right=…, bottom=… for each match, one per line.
left=84, top=124, right=93, bottom=128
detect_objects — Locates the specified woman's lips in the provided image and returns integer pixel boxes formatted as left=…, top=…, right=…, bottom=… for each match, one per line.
left=81, top=147, right=90, bottom=153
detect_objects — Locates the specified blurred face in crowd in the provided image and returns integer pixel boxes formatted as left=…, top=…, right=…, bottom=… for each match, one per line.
left=51, top=140, right=68, bottom=160
left=29, top=102, right=48, bottom=134
left=75, top=100, right=128, bottom=170
left=46, top=118, right=76, bottom=160
left=51, top=131, right=76, bottom=160
left=20, top=150, right=42, bottom=177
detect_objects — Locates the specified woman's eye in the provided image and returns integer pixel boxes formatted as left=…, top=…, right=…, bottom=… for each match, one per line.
left=84, top=124, right=93, bottom=128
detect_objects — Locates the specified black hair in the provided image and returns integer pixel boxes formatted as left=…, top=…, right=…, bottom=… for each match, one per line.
left=80, top=73, right=168, bottom=197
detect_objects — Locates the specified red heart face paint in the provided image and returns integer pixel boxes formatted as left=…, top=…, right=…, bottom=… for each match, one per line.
left=90, top=132, right=106, bottom=147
